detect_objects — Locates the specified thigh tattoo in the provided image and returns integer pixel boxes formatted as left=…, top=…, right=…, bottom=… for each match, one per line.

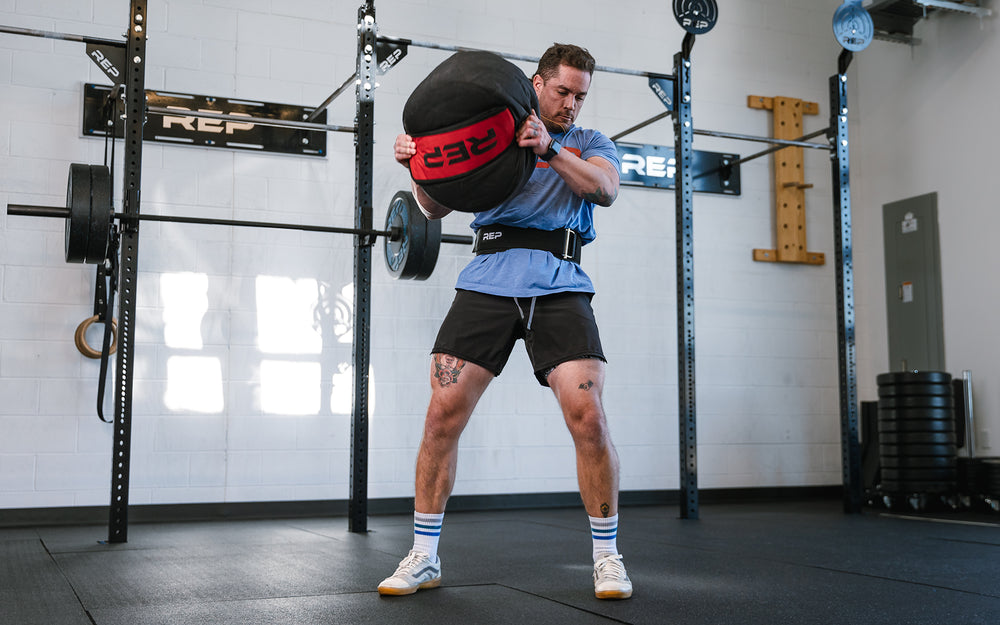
left=433, top=354, right=466, bottom=387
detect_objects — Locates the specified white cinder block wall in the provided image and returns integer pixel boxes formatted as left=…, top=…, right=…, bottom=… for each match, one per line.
left=2, top=0, right=878, bottom=511
left=853, top=11, right=999, bottom=457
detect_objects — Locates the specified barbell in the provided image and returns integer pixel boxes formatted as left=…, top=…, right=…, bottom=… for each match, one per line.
left=6, top=164, right=474, bottom=281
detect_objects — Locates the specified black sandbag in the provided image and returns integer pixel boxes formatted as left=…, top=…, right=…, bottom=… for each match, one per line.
left=403, top=50, right=538, bottom=212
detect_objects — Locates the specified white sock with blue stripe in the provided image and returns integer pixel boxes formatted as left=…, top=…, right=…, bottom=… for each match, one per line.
left=412, top=511, right=444, bottom=561
left=590, top=514, right=619, bottom=562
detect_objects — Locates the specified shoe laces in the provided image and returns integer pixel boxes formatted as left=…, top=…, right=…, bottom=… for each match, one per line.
left=595, top=554, right=626, bottom=579
left=394, top=550, right=430, bottom=575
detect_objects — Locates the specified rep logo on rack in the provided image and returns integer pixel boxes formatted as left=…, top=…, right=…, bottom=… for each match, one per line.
left=160, top=106, right=255, bottom=135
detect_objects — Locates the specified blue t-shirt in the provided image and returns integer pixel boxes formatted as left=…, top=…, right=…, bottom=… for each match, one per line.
left=454, top=124, right=620, bottom=297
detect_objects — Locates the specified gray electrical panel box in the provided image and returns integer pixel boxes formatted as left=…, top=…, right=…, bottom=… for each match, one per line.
left=882, top=192, right=945, bottom=372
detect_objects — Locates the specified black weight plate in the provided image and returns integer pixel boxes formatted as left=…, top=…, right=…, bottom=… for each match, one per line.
left=879, top=443, right=956, bottom=457
left=417, top=213, right=442, bottom=280
left=65, top=163, right=92, bottom=263
left=86, top=165, right=112, bottom=264
left=957, top=456, right=981, bottom=470
left=881, top=467, right=957, bottom=481
left=877, top=383, right=953, bottom=397
left=878, top=419, right=954, bottom=434
left=957, top=458, right=984, bottom=493
left=878, top=431, right=956, bottom=445
left=952, top=379, right=966, bottom=448
left=876, top=371, right=951, bottom=386
left=880, top=480, right=955, bottom=494
left=878, top=395, right=953, bottom=409
left=983, top=459, right=1000, bottom=492
left=878, top=407, right=955, bottom=421
left=673, top=0, right=718, bottom=35
left=384, top=191, right=421, bottom=279
left=384, top=190, right=440, bottom=280
left=880, top=480, right=959, bottom=495
left=880, top=456, right=957, bottom=470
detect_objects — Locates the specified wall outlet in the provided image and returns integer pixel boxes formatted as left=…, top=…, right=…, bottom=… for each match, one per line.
left=979, top=429, right=991, bottom=450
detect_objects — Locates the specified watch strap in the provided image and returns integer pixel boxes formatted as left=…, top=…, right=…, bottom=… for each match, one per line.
left=540, top=138, right=562, bottom=162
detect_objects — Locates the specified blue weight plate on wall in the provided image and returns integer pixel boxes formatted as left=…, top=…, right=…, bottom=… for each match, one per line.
left=833, top=1, right=874, bottom=52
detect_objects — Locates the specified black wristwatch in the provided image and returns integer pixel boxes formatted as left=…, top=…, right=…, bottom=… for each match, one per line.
left=540, top=138, right=562, bottom=162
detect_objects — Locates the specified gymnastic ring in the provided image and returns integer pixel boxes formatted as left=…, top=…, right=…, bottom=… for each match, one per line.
left=74, top=315, right=118, bottom=359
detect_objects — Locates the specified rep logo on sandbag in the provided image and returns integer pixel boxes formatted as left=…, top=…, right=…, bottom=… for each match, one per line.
left=409, top=109, right=514, bottom=181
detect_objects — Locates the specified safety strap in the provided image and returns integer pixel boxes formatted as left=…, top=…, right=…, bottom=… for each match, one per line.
left=473, top=224, right=582, bottom=264
left=97, top=96, right=120, bottom=424
left=96, top=230, right=119, bottom=424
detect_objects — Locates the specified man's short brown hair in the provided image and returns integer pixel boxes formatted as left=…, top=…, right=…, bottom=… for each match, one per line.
left=535, top=43, right=596, bottom=81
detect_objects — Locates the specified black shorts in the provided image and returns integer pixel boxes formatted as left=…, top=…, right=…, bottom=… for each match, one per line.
left=432, top=289, right=605, bottom=386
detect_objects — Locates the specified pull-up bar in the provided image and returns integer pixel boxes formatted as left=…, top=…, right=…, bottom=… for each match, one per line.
left=693, top=127, right=832, bottom=180
left=612, top=109, right=832, bottom=152
left=304, top=30, right=679, bottom=132
left=693, top=127, right=831, bottom=150
left=0, top=23, right=126, bottom=48
left=376, top=34, right=675, bottom=80
left=305, top=73, right=359, bottom=123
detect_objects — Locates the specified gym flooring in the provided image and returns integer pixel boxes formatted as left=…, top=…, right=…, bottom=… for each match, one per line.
left=2, top=498, right=998, bottom=624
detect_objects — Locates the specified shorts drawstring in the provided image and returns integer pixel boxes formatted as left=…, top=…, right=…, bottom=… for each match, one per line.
left=513, top=296, right=538, bottom=331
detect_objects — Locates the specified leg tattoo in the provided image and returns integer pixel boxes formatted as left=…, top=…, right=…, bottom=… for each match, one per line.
left=433, top=354, right=466, bottom=388
left=579, top=379, right=595, bottom=391
left=600, top=502, right=610, bottom=518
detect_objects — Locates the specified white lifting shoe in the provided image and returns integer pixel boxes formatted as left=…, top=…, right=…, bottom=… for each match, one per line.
left=377, top=550, right=442, bottom=596
left=593, top=553, right=633, bottom=600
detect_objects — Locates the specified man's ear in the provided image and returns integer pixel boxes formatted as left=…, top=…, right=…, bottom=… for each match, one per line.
left=532, top=74, right=544, bottom=94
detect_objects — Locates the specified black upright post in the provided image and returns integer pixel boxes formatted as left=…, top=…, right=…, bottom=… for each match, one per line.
left=828, top=50, right=863, bottom=514
left=107, top=0, right=147, bottom=543
left=673, top=35, right=698, bottom=520
left=349, top=2, right=376, bottom=533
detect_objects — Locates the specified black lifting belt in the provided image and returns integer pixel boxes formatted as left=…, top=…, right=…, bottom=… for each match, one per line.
left=472, top=224, right=582, bottom=264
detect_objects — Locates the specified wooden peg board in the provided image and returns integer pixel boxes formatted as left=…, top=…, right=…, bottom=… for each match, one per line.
left=748, top=95, right=825, bottom=266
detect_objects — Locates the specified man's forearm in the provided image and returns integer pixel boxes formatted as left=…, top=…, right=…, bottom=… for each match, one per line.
left=412, top=182, right=454, bottom=220
left=546, top=152, right=619, bottom=207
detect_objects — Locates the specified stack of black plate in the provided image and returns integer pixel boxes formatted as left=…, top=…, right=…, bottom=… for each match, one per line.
left=984, top=459, right=1000, bottom=502
left=957, top=457, right=1000, bottom=512
left=957, top=456, right=983, bottom=497
left=877, top=371, right=958, bottom=496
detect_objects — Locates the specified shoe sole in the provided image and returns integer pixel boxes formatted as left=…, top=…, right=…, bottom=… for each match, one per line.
left=595, top=588, right=633, bottom=600
left=377, top=577, right=442, bottom=596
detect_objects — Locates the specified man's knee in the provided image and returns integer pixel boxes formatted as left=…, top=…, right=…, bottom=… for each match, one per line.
left=422, top=405, right=468, bottom=442
left=565, top=406, right=610, bottom=445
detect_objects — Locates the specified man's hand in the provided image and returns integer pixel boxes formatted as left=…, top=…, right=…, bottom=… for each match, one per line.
left=394, top=133, right=417, bottom=168
left=394, top=133, right=453, bottom=219
left=516, top=110, right=552, bottom=157
left=515, top=111, right=619, bottom=207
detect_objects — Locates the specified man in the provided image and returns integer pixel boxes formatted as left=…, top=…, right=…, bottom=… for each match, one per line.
left=378, top=43, right=631, bottom=600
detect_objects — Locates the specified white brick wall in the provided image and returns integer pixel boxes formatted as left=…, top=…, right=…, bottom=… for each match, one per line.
left=0, top=0, right=878, bottom=511
left=853, top=12, right=1000, bottom=455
